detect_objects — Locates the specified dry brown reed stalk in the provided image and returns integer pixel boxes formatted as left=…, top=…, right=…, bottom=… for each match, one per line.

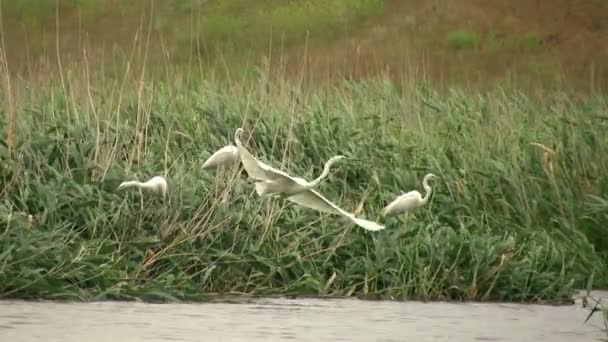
left=134, top=4, right=154, bottom=166
left=529, top=142, right=557, bottom=179
left=82, top=42, right=103, bottom=180
left=0, top=4, right=15, bottom=160
left=100, top=26, right=140, bottom=180
left=529, top=141, right=566, bottom=219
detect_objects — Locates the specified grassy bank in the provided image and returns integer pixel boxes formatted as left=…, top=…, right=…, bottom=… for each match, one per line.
left=0, top=68, right=607, bottom=302
left=3, top=0, right=608, bottom=92
left=1, top=0, right=386, bottom=73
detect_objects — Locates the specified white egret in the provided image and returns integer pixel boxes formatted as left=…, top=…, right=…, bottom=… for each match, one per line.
left=201, top=144, right=240, bottom=170
left=232, top=128, right=383, bottom=231
left=381, top=173, right=439, bottom=217
left=201, top=144, right=241, bottom=205
left=234, top=128, right=345, bottom=196
left=287, top=189, right=385, bottom=231
left=117, top=175, right=168, bottom=198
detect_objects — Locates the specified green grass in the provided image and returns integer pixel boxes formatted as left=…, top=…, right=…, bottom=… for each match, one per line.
left=1, top=0, right=102, bottom=25
left=0, top=65, right=607, bottom=302
left=168, top=0, right=386, bottom=63
left=445, top=29, right=479, bottom=50
left=2, top=0, right=386, bottom=65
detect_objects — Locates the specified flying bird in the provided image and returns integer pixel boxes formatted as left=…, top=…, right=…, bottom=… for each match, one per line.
left=233, top=128, right=383, bottom=231
left=287, top=189, right=385, bottom=231
left=234, top=127, right=345, bottom=196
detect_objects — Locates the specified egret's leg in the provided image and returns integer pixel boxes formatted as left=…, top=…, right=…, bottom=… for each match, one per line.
left=221, top=189, right=230, bottom=204
left=217, top=165, right=237, bottom=204
left=222, top=162, right=242, bottom=203
left=221, top=174, right=230, bottom=204
left=402, top=212, right=410, bottom=232
left=139, top=189, right=144, bottom=209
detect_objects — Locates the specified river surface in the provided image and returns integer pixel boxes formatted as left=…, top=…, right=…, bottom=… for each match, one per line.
left=1, top=291, right=607, bottom=342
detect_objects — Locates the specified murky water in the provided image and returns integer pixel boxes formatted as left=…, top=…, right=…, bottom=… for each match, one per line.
left=1, top=292, right=606, bottom=342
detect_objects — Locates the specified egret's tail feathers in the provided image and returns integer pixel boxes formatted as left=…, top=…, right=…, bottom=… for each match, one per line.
left=352, top=217, right=385, bottom=231
left=380, top=202, right=398, bottom=217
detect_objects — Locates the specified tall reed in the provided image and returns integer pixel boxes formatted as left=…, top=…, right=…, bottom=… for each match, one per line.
left=0, top=67, right=606, bottom=302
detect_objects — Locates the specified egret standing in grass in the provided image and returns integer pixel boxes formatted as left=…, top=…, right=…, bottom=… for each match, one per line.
left=381, top=173, right=439, bottom=226
left=117, top=175, right=168, bottom=198
left=201, top=144, right=240, bottom=171
left=201, top=143, right=242, bottom=204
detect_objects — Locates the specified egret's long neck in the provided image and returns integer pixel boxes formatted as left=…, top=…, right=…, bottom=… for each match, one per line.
left=121, top=181, right=159, bottom=191
left=421, top=175, right=433, bottom=205
left=119, top=181, right=143, bottom=189
left=234, top=128, right=243, bottom=147
left=309, top=156, right=341, bottom=187
left=234, top=128, right=259, bottom=167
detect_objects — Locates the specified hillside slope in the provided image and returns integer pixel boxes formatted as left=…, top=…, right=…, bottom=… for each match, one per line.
left=2, top=0, right=607, bottom=91
left=286, top=0, right=608, bottom=90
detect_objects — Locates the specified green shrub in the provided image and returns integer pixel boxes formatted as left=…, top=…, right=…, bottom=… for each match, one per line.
left=446, top=29, right=479, bottom=50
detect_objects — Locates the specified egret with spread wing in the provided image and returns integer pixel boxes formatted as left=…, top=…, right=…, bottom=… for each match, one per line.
left=381, top=173, right=439, bottom=217
left=233, top=128, right=383, bottom=231
left=117, top=175, right=168, bottom=198
left=287, top=189, right=385, bottom=231
left=234, top=127, right=345, bottom=196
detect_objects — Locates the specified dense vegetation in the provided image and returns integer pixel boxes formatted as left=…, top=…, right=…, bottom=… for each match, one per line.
left=1, top=0, right=607, bottom=306
left=1, top=67, right=607, bottom=302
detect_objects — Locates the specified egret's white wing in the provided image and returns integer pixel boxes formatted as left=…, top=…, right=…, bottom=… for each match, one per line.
left=238, top=145, right=292, bottom=181
left=234, top=128, right=292, bottom=181
left=394, top=190, right=422, bottom=201
left=350, top=217, right=385, bottom=232
left=286, top=189, right=341, bottom=215
left=237, top=143, right=298, bottom=183
left=287, top=189, right=385, bottom=231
